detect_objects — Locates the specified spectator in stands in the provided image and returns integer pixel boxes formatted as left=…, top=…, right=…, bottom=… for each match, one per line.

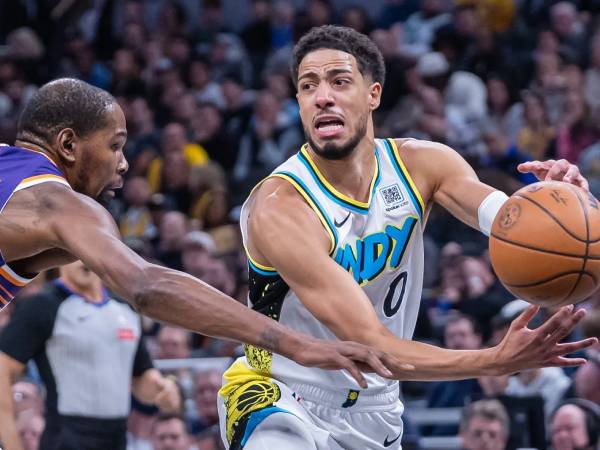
left=156, top=211, right=189, bottom=270
left=190, top=103, right=237, bottom=173
left=151, top=414, right=192, bottom=450
left=556, top=88, right=598, bottom=163
left=147, top=123, right=208, bottom=196
left=584, top=34, right=600, bottom=111
left=11, top=379, right=44, bottom=417
left=189, top=162, right=230, bottom=229
left=485, top=76, right=523, bottom=145
left=550, top=2, right=587, bottom=64
left=425, top=312, right=484, bottom=436
left=16, top=409, right=44, bottom=450
left=156, top=325, right=194, bottom=397
left=124, top=97, right=159, bottom=176
left=187, top=58, right=225, bottom=110
left=459, top=399, right=510, bottom=450
left=157, top=327, right=192, bottom=361
left=181, top=231, right=217, bottom=279
left=516, top=90, right=556, bottom=161
left=480, top=121, right=538, bottom=185
left=550, top=400, right=600, bottom=450
left=191, top=369, right=223, bottom=450
left=402, top=0, right=451, bottom=57
left=120, top=177, right=157, bottom=241
left=0, top=261, right=181, bottom=450
left=233, top=90, right=302, bottom=192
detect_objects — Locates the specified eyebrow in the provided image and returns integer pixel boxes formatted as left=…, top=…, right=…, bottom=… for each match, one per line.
left=114, top=130, right=128, bottom=139
left=298, top=67, right=353, bottom=82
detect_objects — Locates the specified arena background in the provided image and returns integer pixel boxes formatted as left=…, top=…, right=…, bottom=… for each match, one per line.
left=1, top=0, right=600, bottom=449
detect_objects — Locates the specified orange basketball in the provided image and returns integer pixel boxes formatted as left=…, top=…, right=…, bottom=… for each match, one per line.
left=489, top=181, right=600, bottom=307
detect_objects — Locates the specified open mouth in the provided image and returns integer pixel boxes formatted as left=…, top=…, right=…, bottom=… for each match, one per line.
left=315, top=115, right=345, bottom=138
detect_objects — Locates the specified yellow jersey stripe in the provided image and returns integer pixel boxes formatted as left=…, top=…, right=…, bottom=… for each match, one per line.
left=271, top=173, right=338, bottom=255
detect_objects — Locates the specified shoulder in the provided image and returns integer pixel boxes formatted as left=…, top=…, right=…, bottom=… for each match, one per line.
left=246, top=176, right=330, bottom=249
left=390, top=138, right=465, bottom=204
left=393, top=137, right=458, bottom=160
left=26, top=182, right=116, bottom=229
left=248, top=177, right=313, bottom=222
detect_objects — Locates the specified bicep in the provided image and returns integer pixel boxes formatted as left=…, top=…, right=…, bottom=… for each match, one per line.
left=432, top=146, right=496, bottom=229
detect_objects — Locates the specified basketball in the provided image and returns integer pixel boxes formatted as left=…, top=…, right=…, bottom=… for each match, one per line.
left=489, top=181, right=600, bottom=307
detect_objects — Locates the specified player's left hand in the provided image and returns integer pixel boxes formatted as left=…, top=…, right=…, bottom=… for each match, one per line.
left=518, top=159, right=589, bottom=192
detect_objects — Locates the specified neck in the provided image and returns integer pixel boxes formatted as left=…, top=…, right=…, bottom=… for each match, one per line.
left=60, top=277, right=104, bottom=303
left=15, top=139, right=67, bottom=174
left=307, top=134, right=376, bottom=203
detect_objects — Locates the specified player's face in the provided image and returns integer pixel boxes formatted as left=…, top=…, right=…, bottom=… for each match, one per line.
left=72, top=103, right=128, bottom=204
left=296, top=48, right=381, bottom=160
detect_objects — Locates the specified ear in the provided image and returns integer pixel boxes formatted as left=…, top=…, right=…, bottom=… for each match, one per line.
left=55, top=128, right=78, bottom=163
left=368, top=82, right=382, bottom=111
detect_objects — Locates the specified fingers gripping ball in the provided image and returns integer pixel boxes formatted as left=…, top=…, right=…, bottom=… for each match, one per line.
left=489, top=181, right=600, bottom=307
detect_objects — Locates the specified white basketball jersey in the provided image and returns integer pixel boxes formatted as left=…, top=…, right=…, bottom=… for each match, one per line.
left=239, top=138, right=425, bottom=394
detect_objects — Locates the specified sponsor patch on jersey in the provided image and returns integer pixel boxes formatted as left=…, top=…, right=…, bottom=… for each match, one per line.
left=380, top=184, right=408, bottom=211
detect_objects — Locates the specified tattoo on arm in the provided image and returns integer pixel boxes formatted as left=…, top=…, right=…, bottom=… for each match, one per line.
left=258, top=325, right=282, bottom=352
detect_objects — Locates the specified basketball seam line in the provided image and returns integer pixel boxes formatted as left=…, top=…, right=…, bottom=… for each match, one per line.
left=514, top=193, right=590, bottom=243
left=489, top=233, right=600, bottom=260
left=562, top=187, right=590, bottom=301
left=503, top=270, right=597, bottom=288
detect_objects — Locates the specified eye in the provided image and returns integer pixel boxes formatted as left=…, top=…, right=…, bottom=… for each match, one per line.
left=334, top=78, right=349, bottom=86
left=301, top=82, right=315, bottom=91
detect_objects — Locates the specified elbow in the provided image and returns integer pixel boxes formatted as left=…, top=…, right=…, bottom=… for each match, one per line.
left=130, top=265, right=169, bottom=314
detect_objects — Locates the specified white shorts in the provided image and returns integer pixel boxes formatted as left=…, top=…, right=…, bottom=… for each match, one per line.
left=218, top=360, right=404, bottom=450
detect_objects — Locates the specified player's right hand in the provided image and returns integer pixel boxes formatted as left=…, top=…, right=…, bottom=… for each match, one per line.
left=491, top=305, right=598, bottom=375
left=290, top=338, right=414, bottom=389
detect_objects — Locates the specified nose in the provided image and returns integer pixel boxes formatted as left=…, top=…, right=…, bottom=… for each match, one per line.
left=314, top=82, right=335, bottom=110
left=117, top=152, right=129, bottom=175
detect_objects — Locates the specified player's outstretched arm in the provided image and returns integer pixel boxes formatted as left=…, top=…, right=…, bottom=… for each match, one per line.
left=34, top=183, right=392, bottom=388
left=400, top=140, right=589, bottom=233
left=249, top=178, right=597, bottom=381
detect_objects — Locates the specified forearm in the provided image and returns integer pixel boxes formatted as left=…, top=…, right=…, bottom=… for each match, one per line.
left=132, top=265, right=303, bottom=359
left=0, top=371, right=23, bottom=450
left=365, top=329, right=500, bottom=381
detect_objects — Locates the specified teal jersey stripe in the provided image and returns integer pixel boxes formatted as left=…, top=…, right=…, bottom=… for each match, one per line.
left=248, top=259, right=279, bottom=277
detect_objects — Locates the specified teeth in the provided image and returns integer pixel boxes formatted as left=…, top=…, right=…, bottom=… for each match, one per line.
left=319, top=124, right=343, bottom=132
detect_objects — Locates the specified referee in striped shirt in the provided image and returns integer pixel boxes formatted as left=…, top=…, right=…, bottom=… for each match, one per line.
left=0, top=261, right=181, bottom=450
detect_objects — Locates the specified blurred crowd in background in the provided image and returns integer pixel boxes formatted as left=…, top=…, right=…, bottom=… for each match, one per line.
left=1, top=0, right=600, bottom=449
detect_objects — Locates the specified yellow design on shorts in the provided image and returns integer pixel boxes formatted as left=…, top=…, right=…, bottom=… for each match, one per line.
left=244, top=344, right=273, bottom=374
left=220, top=361, right=281, bottom=443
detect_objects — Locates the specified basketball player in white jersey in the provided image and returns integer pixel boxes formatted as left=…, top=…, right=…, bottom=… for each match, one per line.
left=217, top=26, right=596, bottom=450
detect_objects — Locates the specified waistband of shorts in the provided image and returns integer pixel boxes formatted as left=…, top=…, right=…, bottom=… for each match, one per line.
left=288, top=380, right=400, bottom=410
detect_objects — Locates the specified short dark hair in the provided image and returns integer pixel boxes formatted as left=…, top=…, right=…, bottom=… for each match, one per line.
left=291, top=25, right=385, bottom=87
left=17, top=78, right=116, bottom=145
